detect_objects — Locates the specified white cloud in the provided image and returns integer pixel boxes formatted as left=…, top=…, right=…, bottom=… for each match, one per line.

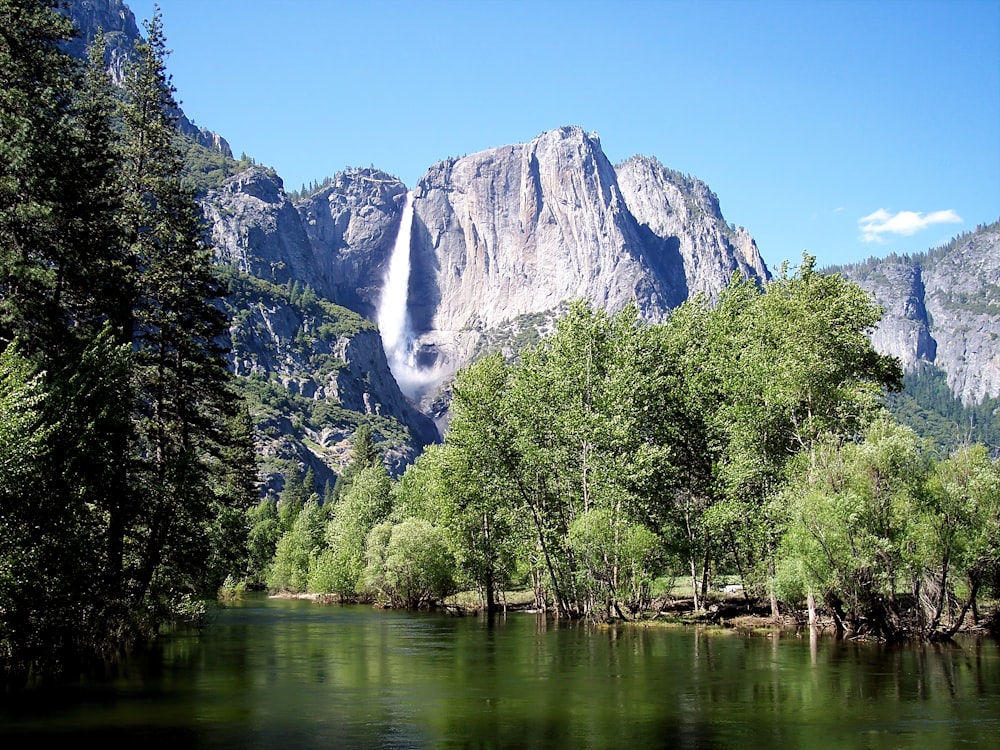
left=858, top=208, right=962, bottom=243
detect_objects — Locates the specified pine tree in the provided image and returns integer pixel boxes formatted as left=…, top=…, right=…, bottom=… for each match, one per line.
left=65, top=29, right=129, bottom=343
left=0, top=3, right=257, bottom=678
left=117, top=9, right=244, bottom=613
left=0, top=0, right=82, bottom=356
left=0, top=0, right=134, bottom=681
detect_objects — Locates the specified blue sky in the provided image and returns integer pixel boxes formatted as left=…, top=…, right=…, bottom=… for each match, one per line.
left=128, top=0, right=999, bottom=271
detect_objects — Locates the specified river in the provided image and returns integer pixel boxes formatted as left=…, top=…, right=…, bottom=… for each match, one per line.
left=2, top=595, right=998, bottom=748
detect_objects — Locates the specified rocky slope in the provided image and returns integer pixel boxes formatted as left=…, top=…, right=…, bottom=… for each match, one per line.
left=834, top=220, right=1000, bottom=405
left=62, top=0, right=232, bottom=156
left=204, top=168, right=438, bottom=491
left=297, top=169, right=408, bottom=320
left=615, top=156, right=769, bottom=298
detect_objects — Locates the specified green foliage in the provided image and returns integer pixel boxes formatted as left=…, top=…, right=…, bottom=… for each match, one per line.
left=441, top=302, right=686, bottom=617
left=395, top=442, right=525, bottom=611
left=912, top=445, right=1000, bottom=635
left=178, top=135, right=253, bottom=194
left=217, top=574, right=247, bottom=601
left=568, top=508, right=664, bottom=618
left=776, top=418, right=926, bottom=639
left=0, top=5, right=258, bottom=679
left=364, top=519, right=456, bottom=608
left=886, top=365, right=1000, bottom=455
left=305, top=465, right=391, bottom=598
left=351, top=423, right=381, bottom=471
left=775, top=418, right=1000, bottom=639
left=245, top=499, right=280, bottom=588
left=268, top=498, right=325, bottom=593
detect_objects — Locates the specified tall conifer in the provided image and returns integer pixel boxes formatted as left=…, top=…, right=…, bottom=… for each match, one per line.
left=119, top=10, right=244, bottom=606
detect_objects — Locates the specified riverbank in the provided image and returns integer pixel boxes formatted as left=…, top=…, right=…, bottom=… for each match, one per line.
left=265, top=589, right=999, bottom=642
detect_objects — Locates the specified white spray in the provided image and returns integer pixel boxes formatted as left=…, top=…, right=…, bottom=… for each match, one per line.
left=377, top=191, right=415, bottom=364
left=377, top=192, right=439, bottom=401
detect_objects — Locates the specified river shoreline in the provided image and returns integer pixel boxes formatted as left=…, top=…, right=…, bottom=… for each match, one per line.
left=265, top=591, right=998, bottom=643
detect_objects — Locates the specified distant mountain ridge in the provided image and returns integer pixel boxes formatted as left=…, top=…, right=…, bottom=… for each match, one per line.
left=832, top=220, right=1000, bottom=407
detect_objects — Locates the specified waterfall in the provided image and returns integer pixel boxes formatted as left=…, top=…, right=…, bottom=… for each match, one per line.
left=377, top=191, right=415, bottom=365
left=377, top=191, right=434, bottom=402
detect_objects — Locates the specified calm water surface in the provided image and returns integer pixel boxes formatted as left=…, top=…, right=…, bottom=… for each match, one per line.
left=2, top=595, right=998, bottom=748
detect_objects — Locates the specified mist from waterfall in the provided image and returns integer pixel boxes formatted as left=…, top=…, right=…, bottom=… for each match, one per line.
left=377, top=192, right=440, bottom=402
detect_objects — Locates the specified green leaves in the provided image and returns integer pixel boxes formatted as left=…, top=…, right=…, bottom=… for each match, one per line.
left=776, top=418, right=926, bottom=639
left=1, top=4, right=257, bottom=677
left=364, top=518, right=456, bottom=608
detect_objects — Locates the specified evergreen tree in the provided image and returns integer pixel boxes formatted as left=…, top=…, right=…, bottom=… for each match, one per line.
left=330, top=422, right=382, bottom=500
left=0, top=3, right=256, bottom=678
left=0, top=0, right=134, bottom=680
left=62, top=29, right=129, bottom=344
left=0, top=4, right=122, bottom=359
left=117, top=9, right=244, bottom=611
left=0, top=0, right=79, bottom=355
left=352, top=423, right=381, bottom=470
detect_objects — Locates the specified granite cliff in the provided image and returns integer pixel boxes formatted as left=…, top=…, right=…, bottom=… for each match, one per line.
left=204, top=167, right=438, bottom=492
left=615, top=155, right=769, bottom=298
left=297, top=169, right=408, bottom=320
left=834, top=220, right=1000, bottom=406
left=390, top=127, right=769, bottom=400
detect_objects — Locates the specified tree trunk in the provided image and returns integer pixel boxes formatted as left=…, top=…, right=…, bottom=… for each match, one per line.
left=689, top=555, right=700, bottom=612
left=485, top=575, right=496, bottom=616
left=700, top=546, right=711, bottom=607
left=768, top=560, right=779, bottom=619
left=826, top=593, right=848, bottom=639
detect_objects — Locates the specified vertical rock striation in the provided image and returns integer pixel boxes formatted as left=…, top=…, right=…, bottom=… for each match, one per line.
left=297, top=169, right=407, bottom=320
left=615, top=155, right=770, bottom=298
left=837, top=220, right=1000, bottom=405
left=401, top=126, right=768, bottom=390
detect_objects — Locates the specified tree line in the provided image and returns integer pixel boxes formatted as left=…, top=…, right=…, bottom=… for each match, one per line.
left=1, top=1, right=256, bottom=683
left=253, top=261, right=1000, bottom=642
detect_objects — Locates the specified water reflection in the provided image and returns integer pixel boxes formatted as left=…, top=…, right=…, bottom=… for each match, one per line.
left=1, top=596, right=998, bottom=749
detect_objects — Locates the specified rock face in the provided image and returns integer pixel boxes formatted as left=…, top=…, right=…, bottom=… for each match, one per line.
left=61, top=0, right=139, bottom=85
left=206, top=167, right=322, bottom=288
left=615, top=156, right=769, bottom=298
left=837, top=220, right=1000, bottom=405
left=400, top=127, right=769, bottom=389
left=203, top=168, right=438, bottom=490
left=297, top=169, right=407, bottom=320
